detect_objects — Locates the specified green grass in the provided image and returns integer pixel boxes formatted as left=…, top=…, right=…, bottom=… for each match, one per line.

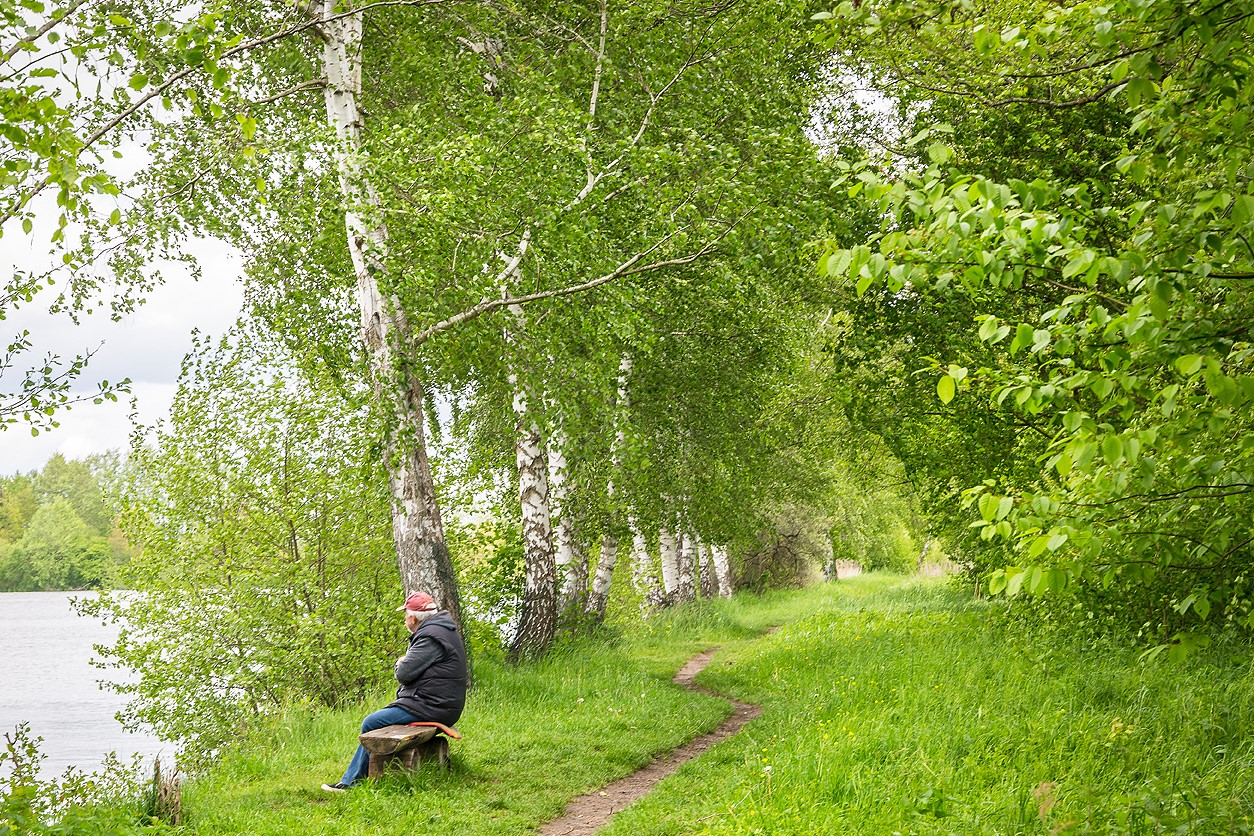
left=180, top=576, right=1254, bottom=834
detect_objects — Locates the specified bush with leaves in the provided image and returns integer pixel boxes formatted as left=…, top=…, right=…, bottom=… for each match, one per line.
left=818, top=0, right=1254, bottom=646
left=83, top=327, right=403, bottom=761
left=0, top=724, right=166, bottom=835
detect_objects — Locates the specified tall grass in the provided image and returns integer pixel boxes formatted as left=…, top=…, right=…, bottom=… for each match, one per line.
left=606, top=576, right=1254, bottom=834
left=179, top=576, right=1254, bottom=834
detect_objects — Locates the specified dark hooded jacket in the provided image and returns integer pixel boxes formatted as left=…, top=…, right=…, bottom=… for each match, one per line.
left=387, top=611, right=468, bottom=726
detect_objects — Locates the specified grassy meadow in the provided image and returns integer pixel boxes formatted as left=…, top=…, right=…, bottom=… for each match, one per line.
left=179, top=576, right=1254, bottom=834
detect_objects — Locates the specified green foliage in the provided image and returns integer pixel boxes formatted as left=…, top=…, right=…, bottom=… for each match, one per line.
left=817, top=0, right=1254, bottom=642
left=446, top=517, right=524, bottom=656
left=125, top=0, right=848, bottom=603
left=825, top=456, right=923, bottom=574
left=0, top=474, right=36, bottom=542
left=0, top=458, right=125, bottom=591
left=7, top=498, right=95, bottom=590
left=34, top=455, right=111, bottom=535
left=84, top=326, right=403, bottom=760
left=0, top=724, right=170, bottom=835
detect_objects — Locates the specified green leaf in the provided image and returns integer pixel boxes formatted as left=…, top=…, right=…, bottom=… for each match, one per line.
left=1101, top=435, right=1123, bottom=464
left=1233, top=195, right=1254, bottom=224
left=995, top=496, right=1013, bottom=521
left=937, top=374, right=956, bottom=404
left=1027, top=565, right=1045, bottom=594
left=927, top=143, right=952, bottom=165
left=1175, top=354, right=1204, bottom=375
left=1194, top=594, right=1211, bottom=620
left=1005, top=569, right=1026, bottom=596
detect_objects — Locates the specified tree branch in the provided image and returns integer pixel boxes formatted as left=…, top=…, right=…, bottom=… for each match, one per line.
left=0, top=0, right=451, bottom=229
left=1, top=0, right=88, bottom=65
left=247, top=78, right=327, bottom=106
left=412, top=204, right=759, bottom=346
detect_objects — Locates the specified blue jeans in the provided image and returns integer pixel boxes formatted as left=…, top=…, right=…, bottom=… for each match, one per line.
left=340, top=705, right=420, bottom=786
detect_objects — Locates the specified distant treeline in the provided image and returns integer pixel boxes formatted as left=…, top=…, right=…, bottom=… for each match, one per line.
left=0, top=454, right=133, bottom=591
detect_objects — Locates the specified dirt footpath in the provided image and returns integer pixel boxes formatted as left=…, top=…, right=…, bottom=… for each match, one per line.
left=537, top=645, right=765, bottom=836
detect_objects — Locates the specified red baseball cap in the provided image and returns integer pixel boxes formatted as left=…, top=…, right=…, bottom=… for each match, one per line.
left=397, top=592, right=437, bottom=612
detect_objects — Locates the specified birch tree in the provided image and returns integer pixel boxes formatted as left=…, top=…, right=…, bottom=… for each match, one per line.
left=584, top=355, right=632, bottom=621
left=312, top=0, right=463, bottom=619
left=99, top=0, right=840, bottom=655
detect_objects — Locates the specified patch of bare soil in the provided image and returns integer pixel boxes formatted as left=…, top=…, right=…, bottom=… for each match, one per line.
left=537, top=646, right=764, bottom=836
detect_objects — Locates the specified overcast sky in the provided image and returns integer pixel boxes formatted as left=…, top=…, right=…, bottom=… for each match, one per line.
left=0, top=238, right=244, bottom=476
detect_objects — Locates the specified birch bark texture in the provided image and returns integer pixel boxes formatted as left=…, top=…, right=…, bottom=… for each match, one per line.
left=658, top=526, right=679, bottom=596
left=586, top=354, right=633, bottom=620
left=546, top=421, right=584, bottom=615
left=503, top=254, right=558, bottom=658
left=677, top=530, right=696, bottom=603
left=712, top=545, right=733, bottom=598
left=629, top=521, right=655, bottom=598
left=697, top=540, right=716, bottom=598
left=318, top=0, right=461, bottom=622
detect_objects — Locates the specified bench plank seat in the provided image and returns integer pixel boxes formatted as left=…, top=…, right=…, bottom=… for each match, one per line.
left=359, top=723, right=460, bottom=777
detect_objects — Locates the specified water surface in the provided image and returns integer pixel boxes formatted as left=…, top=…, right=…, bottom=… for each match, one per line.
left=0, top=591, right=165, bottom=777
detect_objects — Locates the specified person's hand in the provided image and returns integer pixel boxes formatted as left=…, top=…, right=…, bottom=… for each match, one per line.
left=395, top=656, right=406, bottom=667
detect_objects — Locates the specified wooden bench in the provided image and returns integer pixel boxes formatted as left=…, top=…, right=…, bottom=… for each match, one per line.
left=358, top=722, right=462, bottom=778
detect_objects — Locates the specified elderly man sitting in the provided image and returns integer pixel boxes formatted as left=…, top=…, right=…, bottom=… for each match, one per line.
left=322, top=591, right=468, bottom=792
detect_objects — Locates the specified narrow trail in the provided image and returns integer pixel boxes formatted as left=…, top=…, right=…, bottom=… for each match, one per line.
left=537, top=643, right=767, bottom=836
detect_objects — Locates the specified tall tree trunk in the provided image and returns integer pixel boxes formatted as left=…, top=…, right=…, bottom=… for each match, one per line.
left=509, top=389, right=557, bottom=658
left=712, top=544, right=732, bottom=598
left=677, top=529, right=696, bottom=602
left=629, top=516, right=656, bottom=599
left=697, top=539, right=716, bottom=598
left=586, top=355, right=632, bottom=621
left=319, top=1, right=460, bottom=622
left=503, top=253, right=557, bottom=659
left=658, top=525, right=679, bottom=597
left=586, top=534, right=617, bottom=618
left=547, top=422, right=584, bottom=614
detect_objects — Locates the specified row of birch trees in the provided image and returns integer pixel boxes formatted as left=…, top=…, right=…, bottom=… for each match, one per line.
left=2, top=0, right=861, bottom=661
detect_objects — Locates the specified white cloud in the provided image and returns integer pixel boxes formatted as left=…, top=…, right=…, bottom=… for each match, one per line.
left=0, top=242, right=244, bottom=475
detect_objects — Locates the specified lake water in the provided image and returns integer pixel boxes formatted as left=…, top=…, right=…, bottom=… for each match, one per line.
left=0, top=591, right=166, bottom=778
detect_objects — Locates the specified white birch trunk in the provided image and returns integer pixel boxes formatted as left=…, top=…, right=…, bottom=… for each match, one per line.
left=677, top=530, right=696, bottom=602
left=712, top=545, right=733, bottom=598
left=587, top=534, right=617, bottom=614
left=547, top=423, right=584, bottom=613
left=659, top=526, right=679, bottom=595
left=586, top=354, right=633, bottom=620
left=697, top=539, right=716, bottom=598
left=629, top=516, right=655, bottom=596
left=503, top=251, right=558, bottom=658
left=319, top=3, right=460, bottom=621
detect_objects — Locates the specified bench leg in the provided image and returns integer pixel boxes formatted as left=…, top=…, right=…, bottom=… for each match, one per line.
left=367, top=737, right=450, bottom=778
left=367, top=751, right=386, bottom=779
left=417, top=736, right=450, bottom=770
